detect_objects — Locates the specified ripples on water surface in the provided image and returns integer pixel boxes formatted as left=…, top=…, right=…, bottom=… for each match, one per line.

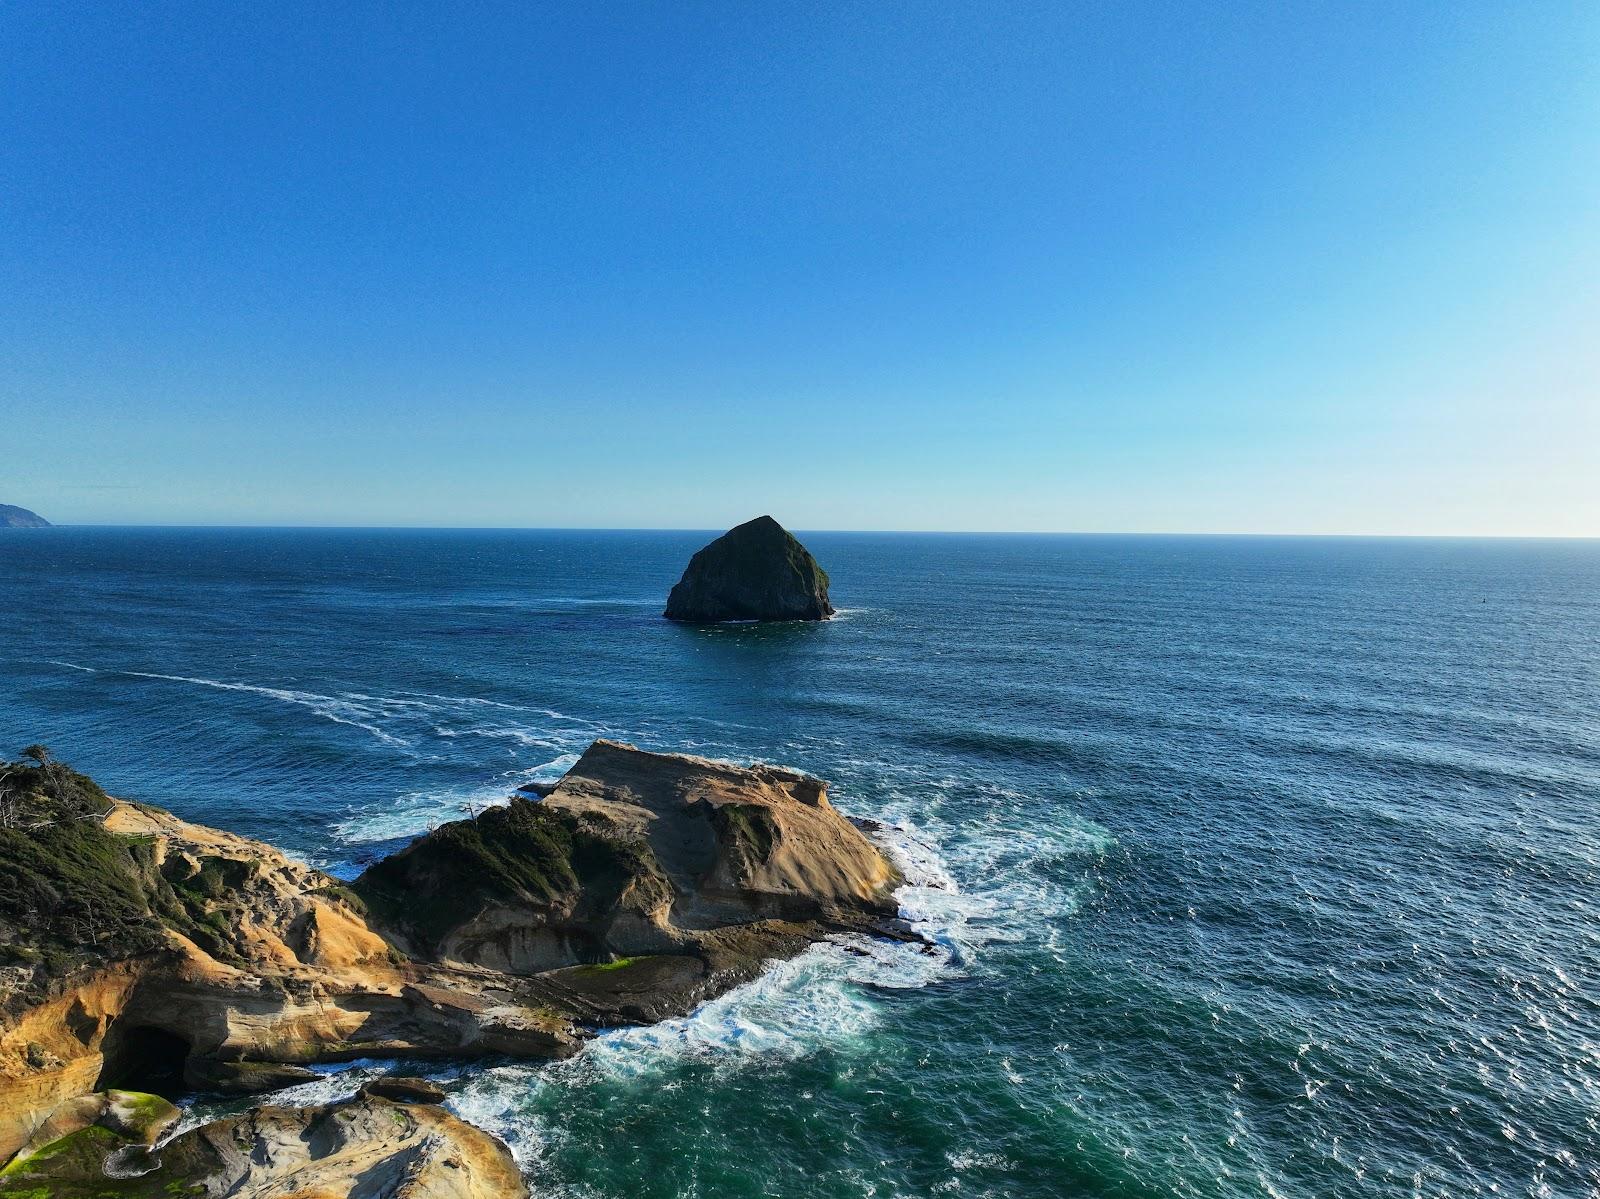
left=2, top=529, right=1597, bottom=1198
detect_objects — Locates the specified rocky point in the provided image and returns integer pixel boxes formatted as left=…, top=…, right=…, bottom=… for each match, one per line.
left=0, top=740, right=907, bottom=1197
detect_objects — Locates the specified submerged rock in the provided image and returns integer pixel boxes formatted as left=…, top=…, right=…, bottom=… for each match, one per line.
left=185, top=1058, right=320, bottom=1095
left=664, top=515, right=834, bottom=622
left=360, top=1075, right=447, bottom=1104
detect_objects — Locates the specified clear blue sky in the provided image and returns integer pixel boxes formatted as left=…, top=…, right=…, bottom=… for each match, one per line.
left=2, top=3, right=1595, bottom=533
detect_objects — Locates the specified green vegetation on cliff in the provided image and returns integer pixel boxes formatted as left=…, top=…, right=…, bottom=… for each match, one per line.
left=0, top=752, right=167, bottom=980
left=0, top=1121, right=208, bottom=1198
left=353, top=797, right=670, bottom=952
left=0, top=750, right=256, bottom=994
left=715, top=802, right=780, bottom=866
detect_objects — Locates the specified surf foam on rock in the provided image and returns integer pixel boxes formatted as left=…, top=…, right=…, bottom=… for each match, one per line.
left=443, top=821, right=969, bottom=1166
left=331, top=752, right=581, bottom=846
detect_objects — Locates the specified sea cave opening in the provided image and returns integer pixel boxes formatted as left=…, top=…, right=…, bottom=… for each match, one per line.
left=95, top=1023, right=192, bottom=1100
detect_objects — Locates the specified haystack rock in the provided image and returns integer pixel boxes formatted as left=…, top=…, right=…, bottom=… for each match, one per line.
left=664, top=515, right=834, bottom=622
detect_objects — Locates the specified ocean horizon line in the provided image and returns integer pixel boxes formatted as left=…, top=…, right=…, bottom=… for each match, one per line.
left=9, top=522, right=1599, bottom=542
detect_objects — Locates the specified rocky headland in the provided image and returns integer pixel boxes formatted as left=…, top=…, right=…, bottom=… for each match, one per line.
left=0, top=506, right=49, bottom=529
left=0, top=740, right=905, bottom=1196
left=664, top=515, right=834, bottom=622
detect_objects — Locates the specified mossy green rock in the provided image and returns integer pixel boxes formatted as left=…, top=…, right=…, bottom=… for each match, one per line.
left=99, top=1091, right=180, bottom=1143
left=0, top=1092, right=186, bottom=1199
left=0, top=763, right=171, bottom=989
left=0, top=759, right=266, bottom=998
left=664, top=515, right=834, bottom=622
left=3, top=1096, right=528, bottom=1199
left=352, top=795, right=669, bottom=959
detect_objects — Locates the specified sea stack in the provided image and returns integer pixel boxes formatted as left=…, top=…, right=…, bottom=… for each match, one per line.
left=664, top=515, right=834, bottom=623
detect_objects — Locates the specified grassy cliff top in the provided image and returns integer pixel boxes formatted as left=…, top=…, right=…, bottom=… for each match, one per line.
left=0, top=753, right=166, bottom=978
left=352, top=796, right=668, bottom=952
left=0, top=750, right=265, bottom=998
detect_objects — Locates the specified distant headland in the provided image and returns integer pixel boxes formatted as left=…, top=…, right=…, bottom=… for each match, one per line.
left=0, top=505, right=49, bottom=528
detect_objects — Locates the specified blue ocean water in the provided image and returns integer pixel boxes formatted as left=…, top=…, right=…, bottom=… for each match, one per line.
left=1, top=527, right=1597, bottom=1198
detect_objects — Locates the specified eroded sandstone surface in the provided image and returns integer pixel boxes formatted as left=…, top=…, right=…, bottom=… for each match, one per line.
left=0, top=1088, right=526, bottom=1199
left=357, top=739, right=899, bottom=979
left=0, top=740, right=905, bottom=1194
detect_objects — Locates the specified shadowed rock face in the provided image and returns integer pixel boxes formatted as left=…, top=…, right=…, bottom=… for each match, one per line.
left=664, top=515, right=834, bottom=622
left=0, top=505, right=48, bottom=528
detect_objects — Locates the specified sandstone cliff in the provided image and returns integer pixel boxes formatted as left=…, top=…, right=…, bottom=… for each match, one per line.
left=0, top=759, right=574, bottom=1163
left=0, top=741, right=905, bottom=1190
left=357, top=739, right=898, bottom=972
left=0, top=1087, right=525, bottom=1199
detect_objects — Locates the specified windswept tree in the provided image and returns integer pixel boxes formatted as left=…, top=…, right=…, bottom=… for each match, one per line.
left=0, top=749, right=111, bottom=827
left=0, top=763, right=24, bottom=828
left=20, top=744, right=69, bottom=802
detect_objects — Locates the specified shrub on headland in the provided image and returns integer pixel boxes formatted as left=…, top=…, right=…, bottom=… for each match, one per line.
left=0, top=750, right=254, bottom=999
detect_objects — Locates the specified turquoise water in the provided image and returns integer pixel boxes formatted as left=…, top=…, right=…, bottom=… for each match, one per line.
left=1, top=528, right=1597, bottom=1197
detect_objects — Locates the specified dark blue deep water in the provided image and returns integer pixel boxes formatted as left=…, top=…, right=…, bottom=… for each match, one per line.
left=2, top=528, right=1597, bottom=1198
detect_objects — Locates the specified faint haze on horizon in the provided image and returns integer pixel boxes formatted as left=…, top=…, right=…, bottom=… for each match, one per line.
left=3, top=3, right=1596, bottom=537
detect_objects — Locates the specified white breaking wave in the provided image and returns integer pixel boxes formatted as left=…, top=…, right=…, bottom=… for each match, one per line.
left=405, top=692, right=603, bottom=723
left=48, top=659, right=618, bottom=848
left=332, top=752, right=581, bottom=844
left=445, top=816, right=975, bottom=1159
left=116, top=671, right=414, bottom=748
left=432, top=725, right=583, bottom=750
left=168, top=1058, right=406, bottom=1141
left=169, top=745, right=1107, bottom=1184
left=447, top=932, right=954, bottom=1170
left=46, top=660, right=611, bottom=767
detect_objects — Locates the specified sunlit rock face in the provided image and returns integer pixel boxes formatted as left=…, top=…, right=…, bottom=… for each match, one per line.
left=0, top=1090, right=528, bottom=1199
left=0, top=742, right=905, bottom=1164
